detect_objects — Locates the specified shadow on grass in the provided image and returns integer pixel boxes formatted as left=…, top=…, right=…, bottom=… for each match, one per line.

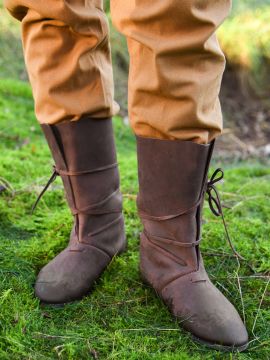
left=0, top=219, right=34, bottom=242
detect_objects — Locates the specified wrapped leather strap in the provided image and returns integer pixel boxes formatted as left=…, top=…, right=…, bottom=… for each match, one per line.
left=56, top=163, right=118, bottom=176
left=139, top=168, right=244, bottom=260
left=145, top=230, right=202, bottom=248
left=71, top=188, right=122, bottom=215
left=32, top=163, right=120, bottom=214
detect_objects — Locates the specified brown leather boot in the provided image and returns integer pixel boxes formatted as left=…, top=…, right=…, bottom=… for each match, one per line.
left=34, top=117, right=126, bottom=304
left=136, top=136, right=248, bottom=352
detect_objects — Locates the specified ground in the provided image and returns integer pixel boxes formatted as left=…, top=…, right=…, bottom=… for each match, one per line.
left=0, top=1, right=270, bottom=359
left=0, top=79, right=269, bottom=359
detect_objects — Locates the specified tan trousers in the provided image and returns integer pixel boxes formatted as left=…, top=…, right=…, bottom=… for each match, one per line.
left=4, top=0, right=231, bottom=144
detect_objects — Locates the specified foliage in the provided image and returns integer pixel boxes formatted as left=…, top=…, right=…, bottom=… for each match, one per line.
left=0, top=1, right=26, bottom=80
left=218, top=4, right=270, bottom=69
left=0, top=78, right=269, bottom=359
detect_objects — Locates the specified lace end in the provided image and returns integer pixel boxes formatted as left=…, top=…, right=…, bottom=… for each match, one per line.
left=207, top=168, right=245, bottom=261
left=31, top=169, right=58, bottom=214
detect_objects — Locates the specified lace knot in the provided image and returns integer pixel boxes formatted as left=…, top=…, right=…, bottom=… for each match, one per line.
left=206, top=168, right=224, bottom=217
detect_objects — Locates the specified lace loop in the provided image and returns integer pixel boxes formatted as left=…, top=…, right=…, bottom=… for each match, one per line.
left=209, top=168, right=224, bottom=186
left=206, top=168, right=224, bottom=217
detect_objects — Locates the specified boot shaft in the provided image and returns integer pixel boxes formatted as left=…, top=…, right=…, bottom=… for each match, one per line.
left=39, top=117, right=124, bottom=253
left=136, top=136, right=214, bottom=217
left=136, top=136, right=215, bottom=283
left=41, top=117, right=120, bottom=210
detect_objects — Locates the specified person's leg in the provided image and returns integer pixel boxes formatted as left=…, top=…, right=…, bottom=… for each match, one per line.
left=111, top=0, right=228, bottom=143
left=112, top=0, right=248, bottom=351
left=5, top=0, right=119, bottom=123
left=4, top=0, right=126, bottom=304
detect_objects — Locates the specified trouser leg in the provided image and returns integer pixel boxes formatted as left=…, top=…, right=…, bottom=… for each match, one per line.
left=4, top=0, right=119, bottom=124
left=111, top=0, right=231, bottom=144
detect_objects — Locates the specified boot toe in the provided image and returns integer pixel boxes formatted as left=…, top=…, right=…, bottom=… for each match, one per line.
left=162, top=274, right=248, bottom=351
left=35, top=278, right=70, bottom=304
left=35, top=245, right=111, bottom=304
left=190, top=311, right=248, bottom=351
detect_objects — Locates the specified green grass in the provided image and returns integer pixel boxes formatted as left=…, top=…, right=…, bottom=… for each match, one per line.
left=0, top=78, right=269, bottom=359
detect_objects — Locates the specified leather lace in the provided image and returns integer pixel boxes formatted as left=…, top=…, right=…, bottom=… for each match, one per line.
left=206, top=168, right=244, bottom=260
left=31, top=167, right=58, bottom=213
left=31, top=163, right=118, bottom=214
left=32, top=163, right=122, bottom=244
left=140, top=168, right=244, bottom=260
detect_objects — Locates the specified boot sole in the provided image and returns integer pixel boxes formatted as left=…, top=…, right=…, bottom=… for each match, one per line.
left=192, top=335, right=248, bottom=352
left=140, top=274, right=248, bottom=353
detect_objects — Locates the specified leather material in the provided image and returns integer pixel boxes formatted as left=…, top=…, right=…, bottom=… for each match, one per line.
left=137, top=136, right=248, bottom=350
left=35, top=117, right=126, bottom=304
